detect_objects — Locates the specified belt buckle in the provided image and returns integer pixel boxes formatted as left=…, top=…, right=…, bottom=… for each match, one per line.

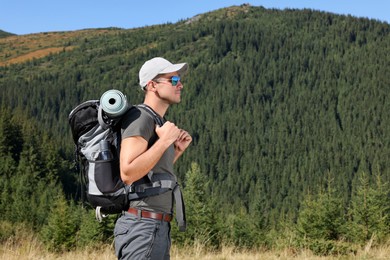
left=162, top=213, right=172, bottom=222
left=135, top=208, right=142, bottom=220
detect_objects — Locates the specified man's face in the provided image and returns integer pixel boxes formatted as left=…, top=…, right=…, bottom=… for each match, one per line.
left=153, top=72, right=183, bottom=104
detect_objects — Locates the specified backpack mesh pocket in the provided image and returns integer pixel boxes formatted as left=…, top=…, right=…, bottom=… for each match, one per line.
left=88, top=159, right=123, bottom=194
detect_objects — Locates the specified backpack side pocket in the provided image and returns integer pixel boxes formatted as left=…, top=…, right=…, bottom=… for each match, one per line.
left=93, top=158, right=122, bottom=193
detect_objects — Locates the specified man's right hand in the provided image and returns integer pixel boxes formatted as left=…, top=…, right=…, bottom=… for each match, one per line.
left=155, top=121, right=181, bottom=145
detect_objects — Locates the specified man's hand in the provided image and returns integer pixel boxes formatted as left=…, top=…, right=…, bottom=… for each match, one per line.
left=174, top=129, right=192, bottom=153
left=173, top=129, right=192, bottom=163
left=155, top=121, right=181, bottom=145
left=155, top=122, right=192, bottom=163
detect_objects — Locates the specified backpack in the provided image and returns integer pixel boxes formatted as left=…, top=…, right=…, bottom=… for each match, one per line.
left=68, top=89, right=186, bottom=230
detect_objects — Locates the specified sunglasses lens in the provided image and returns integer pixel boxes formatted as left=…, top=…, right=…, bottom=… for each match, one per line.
left=171, top=76, right=180, bottom=86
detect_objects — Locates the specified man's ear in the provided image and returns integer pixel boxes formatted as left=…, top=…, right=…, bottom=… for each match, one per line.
left=144, top=81, right=153, bottom=91
left=148, top=81, right=158, bottom=92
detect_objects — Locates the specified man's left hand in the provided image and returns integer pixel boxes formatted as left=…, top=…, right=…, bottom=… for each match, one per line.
left=174, top=129, right=192, bottom=153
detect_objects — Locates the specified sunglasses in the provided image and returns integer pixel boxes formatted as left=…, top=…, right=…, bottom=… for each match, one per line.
left=155, top=76, right=181, bottom=86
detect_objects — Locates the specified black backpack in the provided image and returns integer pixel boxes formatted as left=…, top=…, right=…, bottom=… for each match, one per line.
left=68, top=90, right=186, bottom=230
left=69, top=98, right=127, bottom=218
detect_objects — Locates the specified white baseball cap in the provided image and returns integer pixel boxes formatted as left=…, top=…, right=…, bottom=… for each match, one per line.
left=139, top=57, right=188, bottom=88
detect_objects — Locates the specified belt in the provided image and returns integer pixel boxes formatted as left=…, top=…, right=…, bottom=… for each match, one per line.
left=127, top=208, right=172, bottom=222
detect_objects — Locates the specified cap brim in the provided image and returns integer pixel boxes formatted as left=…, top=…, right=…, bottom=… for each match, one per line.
left=159, top=63, right=188, bottom=76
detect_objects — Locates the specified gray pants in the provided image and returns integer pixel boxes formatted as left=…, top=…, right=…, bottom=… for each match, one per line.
left=114, top=212, right=171, bottom=260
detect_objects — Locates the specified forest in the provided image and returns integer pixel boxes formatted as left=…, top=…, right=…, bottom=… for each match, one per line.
left=0, top=5, right=389, bottom=256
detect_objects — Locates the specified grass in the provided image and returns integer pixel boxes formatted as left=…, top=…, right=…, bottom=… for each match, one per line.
left=1, top=231, right=389, bottom=260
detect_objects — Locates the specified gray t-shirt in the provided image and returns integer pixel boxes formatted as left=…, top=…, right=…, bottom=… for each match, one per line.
left=121, top=106, right=176, bottom=213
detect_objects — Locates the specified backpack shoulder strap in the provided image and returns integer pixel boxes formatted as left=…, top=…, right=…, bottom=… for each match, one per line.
left=136, top=104, right=164, bottom=126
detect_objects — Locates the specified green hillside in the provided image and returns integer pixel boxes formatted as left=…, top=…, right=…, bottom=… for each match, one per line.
left=0, top=5, right=389, bottom=253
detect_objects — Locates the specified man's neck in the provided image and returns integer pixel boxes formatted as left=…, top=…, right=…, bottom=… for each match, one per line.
left=143, top=99, right=169, bottom=117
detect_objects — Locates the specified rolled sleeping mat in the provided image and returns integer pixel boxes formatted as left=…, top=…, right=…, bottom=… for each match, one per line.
left=100, top=89, right=130, bottom=118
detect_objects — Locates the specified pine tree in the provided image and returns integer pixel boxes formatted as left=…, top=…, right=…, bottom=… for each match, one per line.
left=172, top=162, right=220, bottom=248
left=0, top=109, right=21, bottom=220
left=40, top=194, right=80, bottom=252
left=76, top=208, right=104, bottom=248
left=0, top=108, right=23, bottom=162
left=346, top=172, right=390, bottom=244
left=297, top=176, right=346, bottom=241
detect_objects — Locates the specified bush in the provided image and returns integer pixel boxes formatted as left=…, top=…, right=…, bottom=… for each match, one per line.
left=0, top=220, right=14, bottom=242
left=305, top=239, right=357, bottom=256
left=76, top=209, right=116, bottom=248
left=221, top=212, right=258, bottom=249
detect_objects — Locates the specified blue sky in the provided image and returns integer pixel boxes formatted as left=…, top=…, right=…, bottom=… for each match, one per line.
left=2, top=1, right=389, bottom=35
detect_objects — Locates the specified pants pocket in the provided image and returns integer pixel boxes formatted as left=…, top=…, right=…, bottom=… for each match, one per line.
left=144, top=223, right=160, bottom=259
left=114, top=217, right=131, bottom=258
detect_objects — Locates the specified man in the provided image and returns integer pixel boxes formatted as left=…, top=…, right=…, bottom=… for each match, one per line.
left=114, top=57, right=192, bottom=260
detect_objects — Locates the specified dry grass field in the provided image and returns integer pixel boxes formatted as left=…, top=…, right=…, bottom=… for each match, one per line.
left=1, top=232, right=389, bottom=260
left=0, top=29, right=120, bottom=66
